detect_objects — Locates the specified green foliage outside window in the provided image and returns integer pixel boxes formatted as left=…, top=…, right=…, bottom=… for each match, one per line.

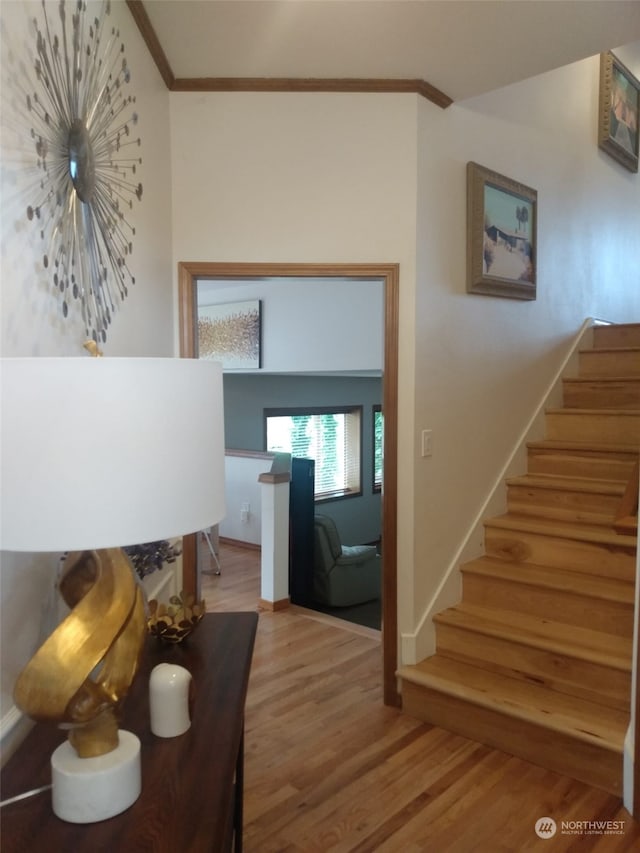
left=265, top=408, right=361, bottom=500
left=373, top=407, right=383, bottom=491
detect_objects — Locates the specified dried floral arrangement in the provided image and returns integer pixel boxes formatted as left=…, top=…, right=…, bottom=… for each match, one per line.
left=124, top=540, right=181, bottom=581
left=147, top=592, right=205, bottom=643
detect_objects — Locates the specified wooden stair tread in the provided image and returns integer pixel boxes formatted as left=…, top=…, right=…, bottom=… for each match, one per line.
left=486, top=512, right=637, bottom=547
left=546, top=406, right=640, bottom=416
left=614, top=516, right=638, bottom=535
left=579, top=346, right=640, bottom=355
left=461, top=555, right=635, bottom=604
left=527, top=438, right=639, bottom=454
left=594, top=322, right=640, bottom=332
left=564, top=375, right=640, bottom=384
left=506, top=473, right=626, bottom=495
left=434, top=603, right=631, bottom=670
left=397, top=656, right=628, bottom=750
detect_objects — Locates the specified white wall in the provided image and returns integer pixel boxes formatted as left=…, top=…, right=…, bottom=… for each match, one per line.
left=198, top=277, right=384, bottom=373
left=410, top=51, right=640, bottom=646
left=170, top=60, right=639, bottom=660
left=0, top=0, right=173, bottom=752
left=219, top=453, right=274, bottom=545
left=170, top=89, right=420, bottom=626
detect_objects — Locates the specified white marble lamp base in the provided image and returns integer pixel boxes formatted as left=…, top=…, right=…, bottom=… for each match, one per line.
left=51, top=730, right=141, bottom=823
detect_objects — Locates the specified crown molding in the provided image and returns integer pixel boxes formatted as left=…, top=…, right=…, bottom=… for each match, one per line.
left=126, top=0, right=175, bottom=89
left=171, top=76, right=452, bottom=107
left=126, top=0, right=452, bottom=108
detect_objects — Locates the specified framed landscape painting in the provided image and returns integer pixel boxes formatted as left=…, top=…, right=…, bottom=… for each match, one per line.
left=467, top=162, right=537, bottom=300
left=598, top=51, right=639, bottom=173
left=197, top=299, right=262, bottom=369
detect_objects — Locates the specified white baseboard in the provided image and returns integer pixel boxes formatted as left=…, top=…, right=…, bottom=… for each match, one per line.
left=1, top=705, right=33, bottom=767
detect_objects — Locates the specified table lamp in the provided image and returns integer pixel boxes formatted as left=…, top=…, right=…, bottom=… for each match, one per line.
left=0, top=356, right=225, bottom=823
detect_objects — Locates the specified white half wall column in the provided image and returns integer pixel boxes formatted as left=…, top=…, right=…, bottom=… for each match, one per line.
left=258, top=471, right=291, bottom=611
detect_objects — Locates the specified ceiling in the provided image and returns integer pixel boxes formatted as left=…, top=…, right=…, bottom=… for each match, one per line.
left=138, top=0, right=640, bottom=103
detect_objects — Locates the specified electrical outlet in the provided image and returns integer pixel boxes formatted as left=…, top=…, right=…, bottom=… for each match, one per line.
left=240, top=502, right=250, bottom=523
left=421, top=430, right=433, bottom=458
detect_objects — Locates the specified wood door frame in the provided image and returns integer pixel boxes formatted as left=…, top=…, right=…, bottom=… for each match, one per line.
left=178, top=261, right=400, bottom=707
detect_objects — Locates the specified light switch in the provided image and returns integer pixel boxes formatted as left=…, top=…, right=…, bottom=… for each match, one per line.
left=421, top=429, right=433, bottom=458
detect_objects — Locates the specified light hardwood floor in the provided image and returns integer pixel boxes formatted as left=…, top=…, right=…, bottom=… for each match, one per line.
left=201, top=541, right=640, bottom=852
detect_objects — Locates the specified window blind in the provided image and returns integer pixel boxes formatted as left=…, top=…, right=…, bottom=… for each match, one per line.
left=266, top=408, right=362, bottom=499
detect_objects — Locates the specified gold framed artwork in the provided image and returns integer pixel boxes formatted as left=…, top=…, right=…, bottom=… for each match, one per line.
left=466, top=162, right=537, bottom=300
left=598, top=51, right=639, bottom=174
left=197, top=300, right=262, bottom=369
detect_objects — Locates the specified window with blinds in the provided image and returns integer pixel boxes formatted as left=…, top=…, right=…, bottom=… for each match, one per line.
left=265, top=407, right=362, bottom=500
left=373, top=405, right=383, bottom=493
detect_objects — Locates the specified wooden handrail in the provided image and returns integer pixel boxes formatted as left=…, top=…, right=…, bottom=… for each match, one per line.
left=613, top=459, right=639, bottom=535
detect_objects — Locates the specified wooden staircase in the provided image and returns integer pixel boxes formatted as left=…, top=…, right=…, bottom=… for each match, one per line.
left=398, top=322, right=640, bottom=795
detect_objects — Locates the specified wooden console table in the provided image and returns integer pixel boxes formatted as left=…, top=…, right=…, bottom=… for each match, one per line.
left=1, top=612, right=258, bottom=852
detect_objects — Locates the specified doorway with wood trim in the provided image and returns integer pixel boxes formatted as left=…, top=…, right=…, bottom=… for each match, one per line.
left=178, top=262, right=399, bottom=707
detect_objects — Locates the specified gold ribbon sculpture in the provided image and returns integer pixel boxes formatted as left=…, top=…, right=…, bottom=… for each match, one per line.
left=13, top=549, right=146, bottom=757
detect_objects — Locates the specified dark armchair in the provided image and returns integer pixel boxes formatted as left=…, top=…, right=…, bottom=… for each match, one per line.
left=313, top=514, right=381, bottom=607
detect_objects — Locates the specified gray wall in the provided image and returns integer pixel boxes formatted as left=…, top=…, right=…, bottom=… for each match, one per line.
left=223, top=374, right=382, bottom=544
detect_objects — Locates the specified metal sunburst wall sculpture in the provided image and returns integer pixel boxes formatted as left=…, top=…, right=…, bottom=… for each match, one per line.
left=26, top=0, right=142, bottom=343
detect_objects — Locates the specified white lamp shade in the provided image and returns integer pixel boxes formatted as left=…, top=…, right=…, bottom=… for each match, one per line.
left=1, top=358, right=226, bottom=551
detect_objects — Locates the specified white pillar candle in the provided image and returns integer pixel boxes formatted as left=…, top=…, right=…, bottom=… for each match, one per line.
left=149, top=664, right=192, bottom=738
